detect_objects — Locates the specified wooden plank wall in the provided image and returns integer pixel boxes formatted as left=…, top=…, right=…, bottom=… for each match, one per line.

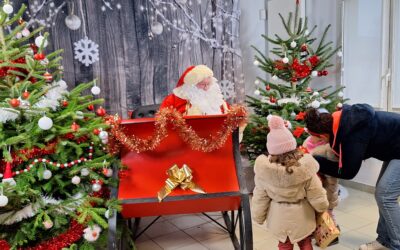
left=12, top=0, right=244, bottom=118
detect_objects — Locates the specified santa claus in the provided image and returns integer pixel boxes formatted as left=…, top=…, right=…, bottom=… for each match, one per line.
left=160, top=65, right=229, bottom=115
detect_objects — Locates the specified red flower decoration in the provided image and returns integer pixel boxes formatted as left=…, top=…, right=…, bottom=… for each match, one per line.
left=295, top=111, right=306, bottom=121
left=308, top=55, right=319, bottom=66
left=293, top=126, right=305, bottom=138
left=291, top=58, right=311, bottom=79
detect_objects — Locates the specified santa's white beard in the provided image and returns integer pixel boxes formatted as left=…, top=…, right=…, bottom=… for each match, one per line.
left=180, top=79, right=225, bottom=115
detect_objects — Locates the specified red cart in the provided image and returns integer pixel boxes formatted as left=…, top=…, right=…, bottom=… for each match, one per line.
left=107, top=115, right=253, bottom=249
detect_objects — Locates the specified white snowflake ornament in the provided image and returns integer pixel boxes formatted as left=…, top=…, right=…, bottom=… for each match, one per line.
left=219, top=80, right=235, bottom=99
left=74, top=36, right=99, bottom=67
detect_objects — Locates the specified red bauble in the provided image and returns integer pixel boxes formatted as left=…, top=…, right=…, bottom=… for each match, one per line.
left=29, top=77, right=37, bottom=83
left=301, top=44, right=308, bottom=51
left=322, top=70, right=328, bottom=76
left=22, top=91, right=30, bottom=99
left=71, top=122, right=80, bottom=131
left=306, top=87, right=312, bottom=92
left=96, top=107, right=106, bottom=116
left=62, top=100, right=68, bottom=107
left=270, top=96, right=276, bottom=103
left=318, top=71, right=322, bottom=77
left=87, top=104, right=94, bottom=111
left=291, top=77, right=297, bottom=82
left=9, top=98, right=20, bottom=107
left=266, top=84, right=271, bottom=91
left=102, top=168, right=111, bottom=176
left=33, top=53, right=45, bottom=60
left=30, top=44, right=38, bottom=53
left=93, top=128, right=100, bottom=135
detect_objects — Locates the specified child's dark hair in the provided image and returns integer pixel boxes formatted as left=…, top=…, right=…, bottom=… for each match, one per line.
left=304, top=108, right=333, bottom=135
left=269, top=149, right=304, bottom=174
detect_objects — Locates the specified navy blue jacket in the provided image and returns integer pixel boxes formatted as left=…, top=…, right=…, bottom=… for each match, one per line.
left=315, top=103, right=400, bottom=179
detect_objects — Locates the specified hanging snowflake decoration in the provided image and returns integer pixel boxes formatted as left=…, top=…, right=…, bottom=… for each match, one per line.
left=74, top=36, right=99, bottom=67
left=219, top=80, right=236, bottom=100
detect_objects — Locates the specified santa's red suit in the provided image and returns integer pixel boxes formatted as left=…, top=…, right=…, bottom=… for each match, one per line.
left=160, top=65, right=229, bottom=115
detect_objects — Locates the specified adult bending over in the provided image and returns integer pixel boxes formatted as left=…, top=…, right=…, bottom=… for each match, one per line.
left=305, top=104, right=400, bottom=250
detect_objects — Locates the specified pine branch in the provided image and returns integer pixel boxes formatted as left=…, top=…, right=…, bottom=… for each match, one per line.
left=316, top=24, right=331, bottom=52
left=5, top=5, right=27, bottom=26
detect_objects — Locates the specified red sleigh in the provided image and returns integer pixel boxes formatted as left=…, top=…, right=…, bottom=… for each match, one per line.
left=107, top=114, right=253, bottom=250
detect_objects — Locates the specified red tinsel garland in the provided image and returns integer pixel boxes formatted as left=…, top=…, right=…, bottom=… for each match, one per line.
left=0, top=220, right=83, bottom=250
left=106, top=105, right=247, bottom=155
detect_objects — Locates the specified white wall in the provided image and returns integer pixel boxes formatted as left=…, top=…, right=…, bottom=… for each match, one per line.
left=352, top=159, right=382, bottom=186
left=239, top=0, right=267, bottom=98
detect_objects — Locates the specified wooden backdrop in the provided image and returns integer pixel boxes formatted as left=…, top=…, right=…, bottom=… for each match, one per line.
left=12, top=0, right=244, bottom=117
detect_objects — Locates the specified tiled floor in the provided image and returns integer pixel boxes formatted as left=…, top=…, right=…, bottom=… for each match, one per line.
left=135, top=187, right=381, bottom=250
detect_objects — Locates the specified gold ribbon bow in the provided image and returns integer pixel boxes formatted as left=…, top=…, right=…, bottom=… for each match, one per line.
left=157, top=164, right=206, bottom=202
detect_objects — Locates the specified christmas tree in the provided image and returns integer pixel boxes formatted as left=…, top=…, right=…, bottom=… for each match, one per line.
left=0, top=3, right=122, bottom=249
left=242, top=3, right=346, bottom=161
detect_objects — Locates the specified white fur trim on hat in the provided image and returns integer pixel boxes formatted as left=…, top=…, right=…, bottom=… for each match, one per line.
left=184, top=65, right=213, bottom=86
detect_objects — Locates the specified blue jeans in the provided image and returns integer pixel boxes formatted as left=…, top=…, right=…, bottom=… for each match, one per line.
left=375, top=160, right=400, bottom=250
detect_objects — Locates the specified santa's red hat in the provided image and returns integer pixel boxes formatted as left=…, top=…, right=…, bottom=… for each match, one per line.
left=176, top=65, right=214, bottom=87
left=173, top=65, right=214, bottom=98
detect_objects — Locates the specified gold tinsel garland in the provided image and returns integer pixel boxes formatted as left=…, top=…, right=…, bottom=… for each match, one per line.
left=106, top=105, right=247, bottom=154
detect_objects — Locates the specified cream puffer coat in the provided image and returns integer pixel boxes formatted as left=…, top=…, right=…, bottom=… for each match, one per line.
left=252, top=153, right=329, bottom=243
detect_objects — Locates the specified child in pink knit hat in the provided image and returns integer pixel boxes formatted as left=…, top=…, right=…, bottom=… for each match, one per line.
left=252, top=115, right=328, bottom=250
left=303, top=130, right=340, bottom=246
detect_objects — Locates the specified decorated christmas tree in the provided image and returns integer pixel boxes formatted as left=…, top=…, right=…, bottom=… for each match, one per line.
left=0, top=3, right=122, bottom=249
left=242, top=3, right=346, bottom=161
